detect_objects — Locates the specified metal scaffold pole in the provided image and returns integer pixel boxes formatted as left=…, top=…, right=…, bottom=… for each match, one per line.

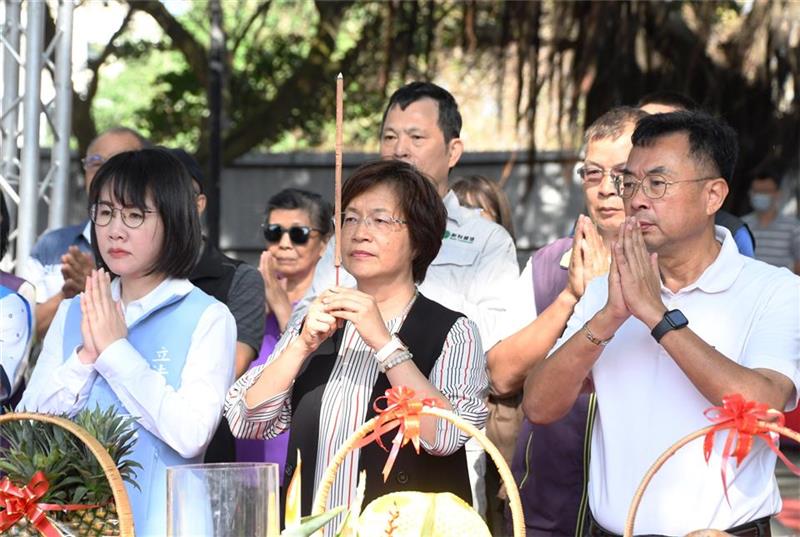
left=16, top=0, right=45, bottom=273
left=1, top=0, right=22, bottom=237
left=49, top=0, right=73, bottom=228
left=2, top=0, right=75, bottom=272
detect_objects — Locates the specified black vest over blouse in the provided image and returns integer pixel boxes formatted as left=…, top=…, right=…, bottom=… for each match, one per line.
left=284, top=293, right=473, bottom=515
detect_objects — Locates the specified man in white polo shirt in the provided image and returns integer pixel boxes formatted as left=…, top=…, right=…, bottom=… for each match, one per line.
left=525, top=111, right=800, bottom=536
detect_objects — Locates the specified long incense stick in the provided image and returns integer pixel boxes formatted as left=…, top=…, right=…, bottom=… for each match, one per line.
left=335, top=73, right=343, bottom=286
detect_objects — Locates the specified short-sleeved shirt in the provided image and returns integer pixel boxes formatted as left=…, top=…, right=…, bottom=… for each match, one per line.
left=742, top=212, right=800, bottom=270
left=19, top=221, right=93, bottom=303
left=554, top=226, right=800, bottom=534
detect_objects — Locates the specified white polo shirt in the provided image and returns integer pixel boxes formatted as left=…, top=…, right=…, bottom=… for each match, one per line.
left=300, top=190, right=519, bottom=349
left=554, top=226, right=800, bottom=534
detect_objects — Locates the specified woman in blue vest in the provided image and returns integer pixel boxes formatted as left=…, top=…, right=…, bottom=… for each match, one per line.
left=20, top=148, right=237, bottom=535
left=225, top=160, right=488, bottom=527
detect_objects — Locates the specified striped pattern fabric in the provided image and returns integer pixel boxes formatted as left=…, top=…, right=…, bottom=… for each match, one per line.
left=743, top=213, right=800, bottom=270
left=225, top=313, right=487, bottom=517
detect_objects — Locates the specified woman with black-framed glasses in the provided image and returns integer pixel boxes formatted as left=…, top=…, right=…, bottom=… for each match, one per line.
left=236, top=188, right=332, bottom=466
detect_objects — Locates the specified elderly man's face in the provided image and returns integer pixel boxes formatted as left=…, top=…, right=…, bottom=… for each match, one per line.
left=379, top=98, right=463, bottom=198
left=83, top=132, right=143, bottom=192
left=581, top=127, right=634, bottom=240
left=623, top=132, right=727, bottom=253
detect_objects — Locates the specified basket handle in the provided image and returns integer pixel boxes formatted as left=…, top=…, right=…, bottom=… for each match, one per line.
left=624, top=421, right=800, bottom=537
left=0, top=411, right=135, bottom=536
left=310, top=405, right=525, bottom=537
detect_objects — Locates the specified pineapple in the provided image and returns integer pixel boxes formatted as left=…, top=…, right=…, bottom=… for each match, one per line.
left=0, top=406, right=140, bottom=537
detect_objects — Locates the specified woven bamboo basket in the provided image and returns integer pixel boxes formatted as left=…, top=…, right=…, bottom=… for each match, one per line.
left=0, top=412, right=135, bottom=537
left=624, top=418, right=799, bottom=536
left=311, top=405, right=525, bottom=536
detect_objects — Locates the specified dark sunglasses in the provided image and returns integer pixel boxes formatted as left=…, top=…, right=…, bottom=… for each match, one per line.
left=262, top=224, right=320, bottom=245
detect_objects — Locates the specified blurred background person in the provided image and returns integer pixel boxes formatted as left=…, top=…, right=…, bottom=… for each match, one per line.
left=236, top=187, right=332, bottom=473
left=0, top=189, right=34, bottom=406
left=743, top=167, right=800, bottom=274
left=452, top=174, right=516, bottom=241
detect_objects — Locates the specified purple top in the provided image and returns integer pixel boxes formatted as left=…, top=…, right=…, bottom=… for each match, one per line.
left=235, top=310, right=291, bottom=481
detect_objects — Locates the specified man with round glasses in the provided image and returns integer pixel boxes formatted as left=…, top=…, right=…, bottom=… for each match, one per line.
left=20, top=127, right=146, bottom=340
left=488, top=106, right=646, bottom=536
left=525, top=111, right=800, bottom=535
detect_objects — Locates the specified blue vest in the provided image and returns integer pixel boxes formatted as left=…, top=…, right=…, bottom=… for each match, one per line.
left=0, top=281, right=32, bottom=404
left=61, top=286, right=216, bottom=536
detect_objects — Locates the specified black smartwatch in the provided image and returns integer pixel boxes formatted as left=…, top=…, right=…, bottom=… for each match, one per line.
left=651, top=309, right=688, bottom=343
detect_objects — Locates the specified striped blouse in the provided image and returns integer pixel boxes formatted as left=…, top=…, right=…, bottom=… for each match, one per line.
left=224, top=310, right=487, bottom=518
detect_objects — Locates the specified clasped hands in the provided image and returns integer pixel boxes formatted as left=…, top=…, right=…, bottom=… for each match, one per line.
left=565, top=215, right=611, bottom=301
left=297, top=287, right=391, bottom=355
left=603, top=217, right=666, bottom=330
left=60, top=246, right=94, bottom=298
left=77, top=269, right=128, bottom=364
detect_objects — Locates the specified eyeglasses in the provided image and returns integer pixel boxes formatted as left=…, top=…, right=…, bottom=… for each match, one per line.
left=577, top=165, right=622, bottom=184
left=90, top=202, right=156, bottom=229
left=81, top=154, right=106, bottom=172
left=612, top=173, right=718, bottom=199
left=341, top=213, right=407, bottom=234
left=262, top=224, right=320, bottom=245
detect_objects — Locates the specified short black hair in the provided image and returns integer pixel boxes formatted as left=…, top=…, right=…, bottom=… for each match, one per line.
left=0, top=189, right=8, bottom=259
left=631, top=111, right=739, bottom=184
left=167, top=148, right=205, bottom=194
left=87, top=126, right=149, bottom=153
left=584, top=106, right=648, bottom=145
left=88, top=148, right=202, bottom=278
left=637, top=91, right=698, bottom=111
left=752, top=165, right=783, bottom=188
left=341, top=160, right=446, bottom=283
left=265, top=188, right=333, bottom=238
left=381, top=82, right=462, bottom=143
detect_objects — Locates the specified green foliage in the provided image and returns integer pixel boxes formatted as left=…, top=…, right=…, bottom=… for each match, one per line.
left=0, top=406, right=140, bottom=506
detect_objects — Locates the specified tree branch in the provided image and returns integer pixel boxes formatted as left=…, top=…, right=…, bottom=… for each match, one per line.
left=129, top=0, right=209, bottom=89
left=217, top=1, right=354, bottom=164
left=232, top=0, right=272, bottom=56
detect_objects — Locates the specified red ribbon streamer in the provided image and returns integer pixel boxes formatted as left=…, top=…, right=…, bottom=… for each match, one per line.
left=704, top=393, right=800, bottom=502
left=0, top=471, right=101, bottom=536
left=355, top=386, right=444, bottom=482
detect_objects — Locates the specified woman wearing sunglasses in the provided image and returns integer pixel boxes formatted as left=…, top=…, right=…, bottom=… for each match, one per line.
left=236, top=188, right=332, bottom=465
left=225, top=161, right=487, bottom=528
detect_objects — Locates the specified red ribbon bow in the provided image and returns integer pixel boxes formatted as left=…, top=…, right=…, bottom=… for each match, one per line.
left=0, top=471, right=103, bottom=536
left=704, top=393, right=800, bottom=502
left=0, top=472, right=61, bottom=537
left=355, top=386, right=444, bottom=482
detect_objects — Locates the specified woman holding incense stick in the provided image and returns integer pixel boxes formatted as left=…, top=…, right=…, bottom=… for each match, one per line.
left=225, top=160, right=487, bottom=521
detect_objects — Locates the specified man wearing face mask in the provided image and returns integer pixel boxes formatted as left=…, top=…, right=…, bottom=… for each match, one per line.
left=742, top=168, right=800, bottom=274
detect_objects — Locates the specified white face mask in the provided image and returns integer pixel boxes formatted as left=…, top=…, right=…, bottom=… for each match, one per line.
left=749, top=192, right=774, bottom=213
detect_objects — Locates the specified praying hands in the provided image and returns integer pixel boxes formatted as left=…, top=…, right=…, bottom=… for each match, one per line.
left=77, top=269, right=127, bottom=364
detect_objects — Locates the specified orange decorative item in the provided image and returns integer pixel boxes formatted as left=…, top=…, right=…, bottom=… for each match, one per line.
left=0, top=472, right=63, bottom=537
left=625, top=393, right=800, bottom=537
left=354, top=386, right=444, bottom=482
left=311, top=386, right=526, bottom=536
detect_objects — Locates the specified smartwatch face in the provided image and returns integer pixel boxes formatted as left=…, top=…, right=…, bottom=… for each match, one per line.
left=667, top=310, right=688, bottom=328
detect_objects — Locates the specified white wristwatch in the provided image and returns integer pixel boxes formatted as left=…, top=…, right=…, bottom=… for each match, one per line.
left=374, top=335, right=406, bottom=368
